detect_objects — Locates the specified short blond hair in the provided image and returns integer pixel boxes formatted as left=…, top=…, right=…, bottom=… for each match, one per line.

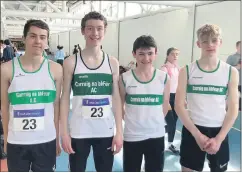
left=197, top=24, right=222, bottom=40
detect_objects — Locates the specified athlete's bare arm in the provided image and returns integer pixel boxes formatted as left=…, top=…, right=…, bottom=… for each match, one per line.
left=205, top=67, right=239, bottom=154
left=49, top=60, right=63, bottom=156
left=160, top=66, right=168, bottom=73
left=109, top=56, right=123, bottom=154
left=60, top=55, right=76, bottom=154
left=219, top=67, right=239, bottom=138
left=175, top=67, right=209, bottom=151
left=163, top=75, right=170, bottom=116
left=119, top=75, right=126, bottom=120
left=1, top=61, right=13, bottom=153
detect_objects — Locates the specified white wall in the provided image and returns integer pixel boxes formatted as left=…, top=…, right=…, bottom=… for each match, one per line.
left=49, top=33, right=58, bottom=52
left=69, top=29, right=85, bottom=54
left=102, top=21, right=119, bottom=58
left=119, top=8, right=194, bottom=68
left=50, top=1, right=240, bottom=66
left=193, top=1, right=240, bottom=61
left=58, top=31, right=70, bottom=55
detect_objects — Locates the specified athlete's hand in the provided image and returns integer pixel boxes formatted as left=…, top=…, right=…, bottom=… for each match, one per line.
left=61, top=134, right=75, bottom=154
left=204, top=137, right=222, bottom=155
left=3, top=143, right=7, bottom=154
left=194, top=132, right=210, bottom=151
left=111, top=133, right=123, bottom=155
left=56, top=141, right=62, bottom=157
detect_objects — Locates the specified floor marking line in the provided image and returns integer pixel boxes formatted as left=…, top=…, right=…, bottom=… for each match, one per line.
left=231, top=127, right=241, bottom=132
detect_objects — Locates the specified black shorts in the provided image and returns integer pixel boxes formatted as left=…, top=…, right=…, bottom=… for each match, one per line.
left=123, top=137, right=164, bottom=172
left=7, top=139, right=56, bottom=172
left=57, top=59, right=63, bottom=66
left=69, top=137, right=114, bottom=172
left=180, top=125, right=229, bottom=172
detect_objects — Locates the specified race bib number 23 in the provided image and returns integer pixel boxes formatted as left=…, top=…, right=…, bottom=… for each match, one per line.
left=13, top=109, right=45, bottom=131
left=82, top=98, right=111, bottom=119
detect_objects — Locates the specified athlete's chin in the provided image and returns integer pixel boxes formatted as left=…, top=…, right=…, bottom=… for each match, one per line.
left=205, top=53, right=217, bottom=58
left=140, top=62, right=152, bottom=66
left=87, top=42, right=102, bottom=47
left=31, top=52, right=43, bottom=56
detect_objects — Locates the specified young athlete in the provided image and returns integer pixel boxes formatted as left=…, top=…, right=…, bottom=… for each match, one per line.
left=60, top=11, right=123, bottom=172
left=1, top=19, right=62, bottom=172
left=161, top=47, right=180, bottom=155
left=120, top=35, right=170, bottom=172
left=175, top=24, right=239, bottom=172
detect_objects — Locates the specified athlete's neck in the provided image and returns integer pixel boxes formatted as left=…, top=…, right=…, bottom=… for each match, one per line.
left=166, top=61, right=177, bottom=67
left=198, top=55, right=219, bottom=70
left=135, top=66, right=155, bottom=77
left=20, top=53, right=44, bottom=67
left=83, top=45, right=102, bottom=60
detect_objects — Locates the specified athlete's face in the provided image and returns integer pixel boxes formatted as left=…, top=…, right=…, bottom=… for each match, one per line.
left=167, top=50, right=179, bottom=64
left=24, top=26, right=48, bottom=56
left=133, top=47, right=157, bottom=68
left=82, top=19, right=106, bottom=47
left=236, top=42, right=241, bottom=54
left=197, top=35, right=222, bottom=57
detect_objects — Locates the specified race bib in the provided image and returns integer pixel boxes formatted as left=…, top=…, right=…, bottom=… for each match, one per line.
left=13, top=109, right=45, bottom=131
left=81, top=98, right=111, bottom=119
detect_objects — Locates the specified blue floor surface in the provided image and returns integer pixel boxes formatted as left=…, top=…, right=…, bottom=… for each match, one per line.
left=56, top=112, right=241, bottom=172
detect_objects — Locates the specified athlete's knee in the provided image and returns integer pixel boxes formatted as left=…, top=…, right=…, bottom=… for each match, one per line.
left=181, top=166, right=194, bottom=172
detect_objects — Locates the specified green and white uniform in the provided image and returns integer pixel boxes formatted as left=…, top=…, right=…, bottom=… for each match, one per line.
left=186, top=60, right=231, bottom=127
left=7, top=57, right=56, bottom=144
left=70, top=52, right=114, bottom=138
left=122, top=69, right=167, bottom=142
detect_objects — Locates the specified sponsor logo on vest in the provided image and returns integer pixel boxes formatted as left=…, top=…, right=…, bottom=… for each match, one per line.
left=192, top=76, right=203, bottom=79
left=78, top=75, right=88, bottom=79
left=127, top=85, right=137, bottom=88
left=15, top=73, right=25, bottom=77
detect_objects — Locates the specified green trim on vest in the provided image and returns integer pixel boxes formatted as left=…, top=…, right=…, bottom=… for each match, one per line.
left=132, top=69, right=156, bottom=84
left=196, top=60, right=220, bottom=73
left=18, top=57, right=46, bottom=74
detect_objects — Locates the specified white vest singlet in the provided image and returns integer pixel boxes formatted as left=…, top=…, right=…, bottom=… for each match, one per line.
left=186, top=60, right=231, bottom=127
left=122, top=69, right=167, bottom=142
left=8, top=57, right=56, bottom=144
left=70, top=52, right=115, bottom=138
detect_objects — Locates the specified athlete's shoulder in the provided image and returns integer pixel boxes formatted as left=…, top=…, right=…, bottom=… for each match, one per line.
left=1, top=59, right=13, bottom=69
left=1, top=59, right=13, bottom=79
left=187, top=60, right=196, bottom=67
left=108, top=55, right=119, bottom=66
left=219, top=60, right=230, bottom=67
left=48, top=59, right=61, bottom=69
left=156, top=68, right=166, bottom=75
left=155, top=69, right=170, bottom=82
left=107, top=55, right=119, bottom=74
left=64, top=54, right=76, bottom=63
left=121, top=69, right=132, bottom=78
left=62, top=54, right=76, bottom=70
left=48, top=59, right=62, bottom=77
